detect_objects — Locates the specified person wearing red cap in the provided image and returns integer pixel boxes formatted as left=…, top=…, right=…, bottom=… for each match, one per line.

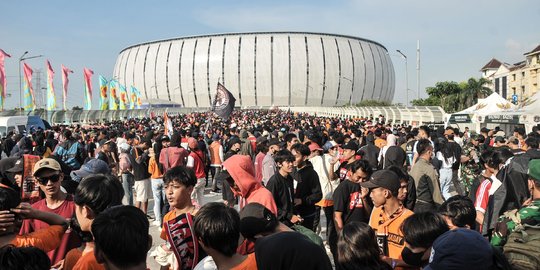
left=187, top=137, right=207, bottom=208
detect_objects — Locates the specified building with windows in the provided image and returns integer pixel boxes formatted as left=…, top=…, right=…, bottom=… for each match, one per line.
left=113, top=32, right=395, bottom=108
left=481, top=44, right=540, bottom=103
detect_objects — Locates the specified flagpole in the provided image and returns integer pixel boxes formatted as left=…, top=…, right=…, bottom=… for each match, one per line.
left=205, top=83, right=220, bottom=135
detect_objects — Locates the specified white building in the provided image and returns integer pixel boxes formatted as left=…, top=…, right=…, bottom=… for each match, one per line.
left=113, top=32, right=395, bottom=108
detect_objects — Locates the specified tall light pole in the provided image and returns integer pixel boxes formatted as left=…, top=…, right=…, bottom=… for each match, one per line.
left=396, top=50, right=409, bottom=106
left=19, top=52, right=43, bottom=109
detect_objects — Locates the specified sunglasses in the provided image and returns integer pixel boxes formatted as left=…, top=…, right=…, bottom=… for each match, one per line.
left=36, top=173, right=62, bottom=185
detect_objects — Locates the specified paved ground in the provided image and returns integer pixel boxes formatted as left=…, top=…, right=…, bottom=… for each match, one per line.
left=143, top=185, right=332, bottom=270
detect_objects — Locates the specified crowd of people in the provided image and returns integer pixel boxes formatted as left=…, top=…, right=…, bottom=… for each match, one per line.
left=0, top=109, right=539, bottom=270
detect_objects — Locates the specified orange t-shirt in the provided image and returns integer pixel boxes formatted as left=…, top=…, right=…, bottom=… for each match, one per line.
left=12, top=225, right=65, bottom=252
left=72, top=250, right=104, bottom=270
left=231, top=253, right=258, bottom=270
left=160, top=210, right=177, bottom=240
left=368, top=205, right=413, bottom=260
left=375, top=138, right=387, bottom=149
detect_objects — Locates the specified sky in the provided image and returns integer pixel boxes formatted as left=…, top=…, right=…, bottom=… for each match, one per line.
left=1, top=0, right=538, bottom=109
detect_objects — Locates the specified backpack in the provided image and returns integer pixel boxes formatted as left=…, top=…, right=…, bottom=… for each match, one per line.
left=501, top=209, right=540, bottom=270
left=56, top=141, right=82, bottom=170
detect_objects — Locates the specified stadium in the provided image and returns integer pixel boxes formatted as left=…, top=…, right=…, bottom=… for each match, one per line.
left=113, top=32, right=395, bottom=108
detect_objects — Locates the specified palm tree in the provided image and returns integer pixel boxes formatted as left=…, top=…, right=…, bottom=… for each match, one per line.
left=460, top=77, right=492, bottom=108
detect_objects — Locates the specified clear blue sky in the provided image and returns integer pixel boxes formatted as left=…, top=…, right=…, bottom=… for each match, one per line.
left=1, top=0, right=538, bottom=109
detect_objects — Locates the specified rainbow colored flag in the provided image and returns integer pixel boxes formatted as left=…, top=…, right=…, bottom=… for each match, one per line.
left=130, top=86, right=142, bottom=109
left=119, top=84, right=128, bottom=110
left=99, top=75, right=108, bottom=110
left=22, top=63, right=35, bottom=111
left=108, top=80, right=119, bottom=110
left=83, top=68, right=93, bottom=110
left=46, top=60, right=56, bottom=111
left=61, top=65, right=73, bottom=110
left=0, top=49, right=11, bottom=111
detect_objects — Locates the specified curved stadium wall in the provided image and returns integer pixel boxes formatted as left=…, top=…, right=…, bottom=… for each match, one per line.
left=113, top=32, right=395, bottom=108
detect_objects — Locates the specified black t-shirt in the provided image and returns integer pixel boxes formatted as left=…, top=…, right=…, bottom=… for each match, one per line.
left=333, top=180, right=369, bottom=224
left=335, top=161, right=349, bottom=183
left=255, top=232, right=333, bottom=270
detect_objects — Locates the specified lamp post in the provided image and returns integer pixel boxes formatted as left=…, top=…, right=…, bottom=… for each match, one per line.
left=396, top=50, right=409, bottom=106
left=19, top=52, right=43, bottom=109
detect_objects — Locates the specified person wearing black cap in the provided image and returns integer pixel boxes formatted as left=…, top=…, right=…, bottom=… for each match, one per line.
left=329, top=141, right=359, bottom=183
left=362, top=169, right=414, bottom=269
left=261, top=138, right=281, bottom=186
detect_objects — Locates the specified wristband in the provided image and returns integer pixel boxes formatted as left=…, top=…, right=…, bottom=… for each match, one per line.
left=391, top=259, right=397, bottom=269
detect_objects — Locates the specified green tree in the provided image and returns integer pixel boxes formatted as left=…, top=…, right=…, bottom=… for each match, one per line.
left=460, top=77, right=492, bottom=109
left=425, top=81, right=461, bottom=112
left=411, top=96, right=441, bottom=106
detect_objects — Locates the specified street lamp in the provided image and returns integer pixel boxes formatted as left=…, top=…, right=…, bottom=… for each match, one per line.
left=19, top=52, right=43, bottom=109
left=396, top=50, right=409, bottom=106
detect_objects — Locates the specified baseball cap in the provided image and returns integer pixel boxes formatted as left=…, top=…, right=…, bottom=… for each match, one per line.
left=529, top=159, right=540, bottom=182
left=239, top=203, right=278, bottom=239
left=160, top=135, right=170, bottom=142
left=425, top=229, right=493, bottom=270
left=268, top=138, right=281, bottom=147
left=6, top=159, right=24, bottom=173
left=70, top=159, right=111, bottom=182
left=494, top=136, right=506, bottom=143
left=322, top=140, right=338, bottom=151
left=33, top=158, right=62, bottom=176
left=507, top=136, right=519, bottom=145
left=308, top=142, right=323, bottom=152
left=342, top=141, right=359, bottom=152
left=360, top=169, right=400, bottom=194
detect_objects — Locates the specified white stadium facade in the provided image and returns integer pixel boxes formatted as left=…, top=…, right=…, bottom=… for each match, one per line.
left=113, top=32, right=395, bottom=108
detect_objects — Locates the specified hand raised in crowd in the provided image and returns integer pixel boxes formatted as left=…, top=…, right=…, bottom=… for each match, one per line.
left=10, top=202, right=36, bottom=220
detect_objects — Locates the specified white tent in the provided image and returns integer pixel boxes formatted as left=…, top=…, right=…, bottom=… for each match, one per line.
left=446, top=92, right=515, bottom=126
left=484, top=91, right=540, bottom=132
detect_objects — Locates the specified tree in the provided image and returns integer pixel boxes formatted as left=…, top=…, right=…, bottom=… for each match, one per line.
left=425, top=81, right=461, bottom=112
left=72, top=106, right=83, bottom=110
left=411, top=96, right=441, bottom=106
left=460, top=77, right=492, bottom=108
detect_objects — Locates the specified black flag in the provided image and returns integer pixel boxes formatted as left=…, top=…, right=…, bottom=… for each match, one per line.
left=212, top=83, right=236, bottom=120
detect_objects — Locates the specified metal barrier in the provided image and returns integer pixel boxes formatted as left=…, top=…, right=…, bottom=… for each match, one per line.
left=0, top=105, right=445, bottom=125
left=281, top=106, right=446, bottom=125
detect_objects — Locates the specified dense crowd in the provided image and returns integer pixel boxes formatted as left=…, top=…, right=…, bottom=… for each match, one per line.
left=0, top=109, right=540, bottom=270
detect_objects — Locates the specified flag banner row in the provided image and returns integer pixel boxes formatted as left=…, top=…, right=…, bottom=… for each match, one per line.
left=0, top=49, right=145, bottom=111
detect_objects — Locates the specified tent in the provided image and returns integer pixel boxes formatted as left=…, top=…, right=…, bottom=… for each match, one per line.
left=484, top=91, right=540, bottom=132
left=445, top=93, right=515, bottom=131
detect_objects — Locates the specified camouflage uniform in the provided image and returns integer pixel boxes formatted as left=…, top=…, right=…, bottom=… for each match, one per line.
left=491, top=200, right=540, bottom=247
left=460, top=142, right=480, bottom=194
